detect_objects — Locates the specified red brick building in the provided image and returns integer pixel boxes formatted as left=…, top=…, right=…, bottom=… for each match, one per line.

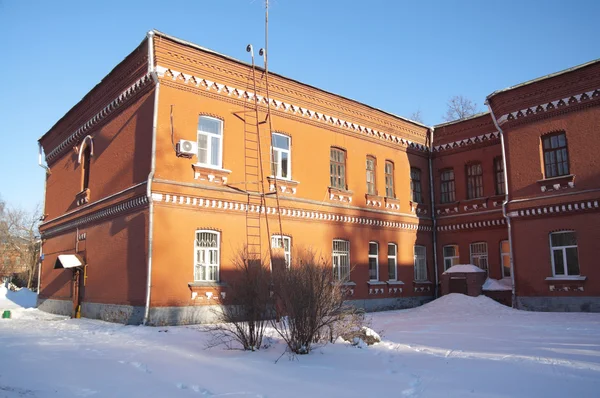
left=36, top=31, right=600, bottom=324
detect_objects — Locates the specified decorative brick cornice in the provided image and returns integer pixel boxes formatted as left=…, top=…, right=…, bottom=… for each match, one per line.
left=152, top=192, right=432, bottom=232
left=508, top=200, right=599, bottom=218
left=496, top=88, right=600, bottom=127
left=156, top=66, right=429, bottom=152
left=45, top=73, right=154, bottom=164
left=437, top=218, right=506, bottom=232
left=40, top=196, right=149, bottom=238
left=433, top=131, right=500, bottom=152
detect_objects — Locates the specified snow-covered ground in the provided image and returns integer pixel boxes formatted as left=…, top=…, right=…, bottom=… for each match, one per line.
left=1, top=292, right=600, bottom=398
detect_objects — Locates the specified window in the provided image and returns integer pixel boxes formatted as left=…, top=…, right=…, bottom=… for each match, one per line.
left=470, top=242, right=488, bottom=274
left=271, top=235, right=291, bottom=268
left=410, top=167, right=422, bottom=203
left=385, top=161, right=395, bottom=198
left=330, top=148, right=346, bottom=189
left=194, top=231, right=220, bottom=281
left=550, top=231, right=579, bottom=277
left=15, top=257, right=21, bottom=266
left=414, top=245, right=427, bottom=282
left=82, top=144, right=91, bottom=191
left=440, top=169, right=455, bottom=203
left=366, top=156, right=376, bottom=195
left=494, top=157, right=505, bottom=196
left=443, top=245, right=459, bottom=270
left=368, top=242, right=379, bottom=281
left=197, top=116, right=223, bottom=168
left=271, top=133, right=291, bottom=179
left=500, top=240, right=510, bottom=278
left=387, top=243, right=398, bottom=280
left=332, top=239, right=350, bottom=282
left=466, top=163, right=484, bottom=199
left=543, top=132, right=570, bottom=178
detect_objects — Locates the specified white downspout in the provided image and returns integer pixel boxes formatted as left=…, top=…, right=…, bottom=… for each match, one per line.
left=486, top=101, right=516, bottom=308
left=427, top=128, right=439, bottom=297
left=143, top=31, right=159, bottom=325
left=37, top=143, right=49, bottom=298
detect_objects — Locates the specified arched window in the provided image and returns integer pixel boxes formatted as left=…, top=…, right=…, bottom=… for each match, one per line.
left=410, top=167, right=422, bottom=203
left=330, top=148, right=347, bottom=189
left=470, top=242, right=488, bottom=274
left=443, top=245, right=459, bottom=270
left=368, top=241, right=379, bottom=281
left=385, top=161, right=395, bottom=198
left=271, top=235, right=291, bottom=268
left=414, top=245, right=427, bottom=282
left=332, top=239, right=350, bottom=281
left=466, top=163, right=483, bottom=199
left=81, top=144, right=91, bottom=191
left=549, top=231, right=579, bottom=276
left=387, top=243, right=398, bottom=280
left=194, top=230, right=220, bottom=281
left=366, top=156, right=376, bottom=195
left=271, top=133, right=291, bottom=179
left=197, top=116, right=223, bottom=168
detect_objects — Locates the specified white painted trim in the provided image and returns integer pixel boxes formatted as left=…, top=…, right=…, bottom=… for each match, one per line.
left=197, top=115, right=224, bottom=168
left=437, top=218, right=505, bottom=232
left=155, top=65, right=428, bottom=152
left=512, top=200, right=599, bottom=218
left=433, top=131, right=500, bottom=152
left=545, top=276, right=586, bottom=281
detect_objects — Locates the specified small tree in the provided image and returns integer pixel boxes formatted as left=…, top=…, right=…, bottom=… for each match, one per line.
left=270, top=250, right=353, bottom=355
left=408, top=109, right=424, bottom=124
left=443, top=95, right=479, bottom=121
left=206, top=248, right=273, bottom=351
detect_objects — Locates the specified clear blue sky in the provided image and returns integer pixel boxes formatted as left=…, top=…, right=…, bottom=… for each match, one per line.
left=1, top=0, right=599, bottom=213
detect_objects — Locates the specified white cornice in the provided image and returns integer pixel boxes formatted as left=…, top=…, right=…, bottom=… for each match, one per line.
left=156, top=66, right=429, bottom=152
left=433, top=131, right=500, bottom=152
left=437, top=218, right=505, bottom=232
left=508, top=200, right=599, bottom=218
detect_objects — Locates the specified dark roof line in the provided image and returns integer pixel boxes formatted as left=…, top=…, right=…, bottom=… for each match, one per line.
left=433, top=111, right=490, bottom=129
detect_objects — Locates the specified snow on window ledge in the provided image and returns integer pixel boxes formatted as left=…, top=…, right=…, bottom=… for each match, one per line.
left=367, top=281, right=386, bottom=286
left=545, top=276, right=586, bottom=282
left=386, top=280, right=405, bottom=285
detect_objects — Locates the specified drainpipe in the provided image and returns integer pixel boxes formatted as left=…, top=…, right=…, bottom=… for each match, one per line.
left=37, top=143, right=50, bottom=299
left=143, top=31, right=159, bottom=325
left=427, top=128, right=439, bottom=298
left=486, top=101, right=516, bottom=308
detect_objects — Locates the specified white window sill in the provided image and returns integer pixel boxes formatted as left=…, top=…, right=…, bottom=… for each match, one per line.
left=367, top=281, right=386, bottom=286
left=413, top=280, right=432, bottom=284
left=341, top=281, right=356, bottom=286
left=387, top=280, right=405, bottom=285
left=267, top=175, right=300, bottom=184
left=188, top=281, right=228, bottom=287
left=193, top=164, right=232, bottom=174
left=545, top=276, right=586, bottom=282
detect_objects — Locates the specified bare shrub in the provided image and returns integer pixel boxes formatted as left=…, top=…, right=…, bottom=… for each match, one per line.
left=270, top=249, right=358, bottom=355
left=206, top=249, right=272, bottom=351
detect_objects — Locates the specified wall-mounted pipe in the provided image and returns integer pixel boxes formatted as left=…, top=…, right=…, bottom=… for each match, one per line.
left=143, top=30, right=159, bottom=326
left=486, top=100, right=516, bottom=308
left=427, top=128, right=439, bottom=297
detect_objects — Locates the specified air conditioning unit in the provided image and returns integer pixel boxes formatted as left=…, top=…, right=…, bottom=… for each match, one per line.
left=177, top=139, right=197, bottom=158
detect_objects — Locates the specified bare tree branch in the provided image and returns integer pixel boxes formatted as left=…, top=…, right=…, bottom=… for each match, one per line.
left=443, top=95, right=479, bottom=122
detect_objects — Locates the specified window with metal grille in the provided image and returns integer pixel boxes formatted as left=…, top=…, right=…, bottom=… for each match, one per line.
left=385, top=161, right=395, bottom=198
left=332, top=239, right=350, bottom=282
left=194, top=231, right=220, bottom=281
left=271, top=133, right=291, bottom=179
left=366, top=156, right=376, bottom=195
left=550, top=231, right=579, bottom=276
left=440, top=169, right=455, bottom=203
left=470, top=242, right=488, bottom=274
left=443, top=245, right=459, bottom=270
left=414, top=245, right=427, bottom=282
left=466, top=163, right=484, bottom=199
left=500, top=240, right=510, bottom=278
left=542, top=132, right=570, bottom=178
left=330, top=148, right=346, bottom=189
left=494, top=157, right=505, bottom=195
left=197, top=116, right=223, bottom=168
left=271, top=235, right=291, bottom=268
left=388, top=243, right=398, bottom=280
left=368, top=242, right=379, bottom=281
left=410, top=168, right=422, bottom=203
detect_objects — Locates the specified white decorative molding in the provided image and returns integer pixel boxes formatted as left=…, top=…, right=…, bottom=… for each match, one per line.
left=497, top=88, right=600, bottom=125
left=433, top=131, right=500, bottom=152
left=366, top=199, right=382, bottom=208
left=41, top=195, right=149, bottom=238
left=156, top=66, right=428, bottom=152
left=45, top=73, right=154, bottom=163
left=152, top=192, right=432, bottom=232
left=437, top=218, right=506, bottom=232
left=512, top=200, right=599, bottom=218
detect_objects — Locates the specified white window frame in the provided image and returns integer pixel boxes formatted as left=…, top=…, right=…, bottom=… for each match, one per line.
left=194, top=230, right=220, bottom=282
left=197, top=115, right=223, bottom=168
left=414, top=245, right=427, bottom=282
left=271, top=235, right=291, bottom=268
left=549, top=231, right=580, bottom=277
left=387, top=243, right=398, bottom=281
left=500, top=240, right=511, bottom=278
left=333, top=239, right=350, bottom=282
left=368, top=241, right=379, bottom=281
left=271, top=132, right=291, bottom=180
left=443, top=245, right=460, bottom=271
left=470, top=242, right=488, bottom=274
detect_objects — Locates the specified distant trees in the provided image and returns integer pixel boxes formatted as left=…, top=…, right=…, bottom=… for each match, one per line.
left=408, top=109, right=424, bottom=124
left=443, top=95, right=479, bottom=122
left=0, top=197, right=41, bottom=289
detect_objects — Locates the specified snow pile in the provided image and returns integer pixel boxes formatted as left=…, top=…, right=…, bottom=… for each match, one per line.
left=413, top=293, right=515, bottom=315
left=483, top=278, right=512, bottom=291
left=0, top=286, right=37, bottom=310
left=443, top=264, right=485, bottom=274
